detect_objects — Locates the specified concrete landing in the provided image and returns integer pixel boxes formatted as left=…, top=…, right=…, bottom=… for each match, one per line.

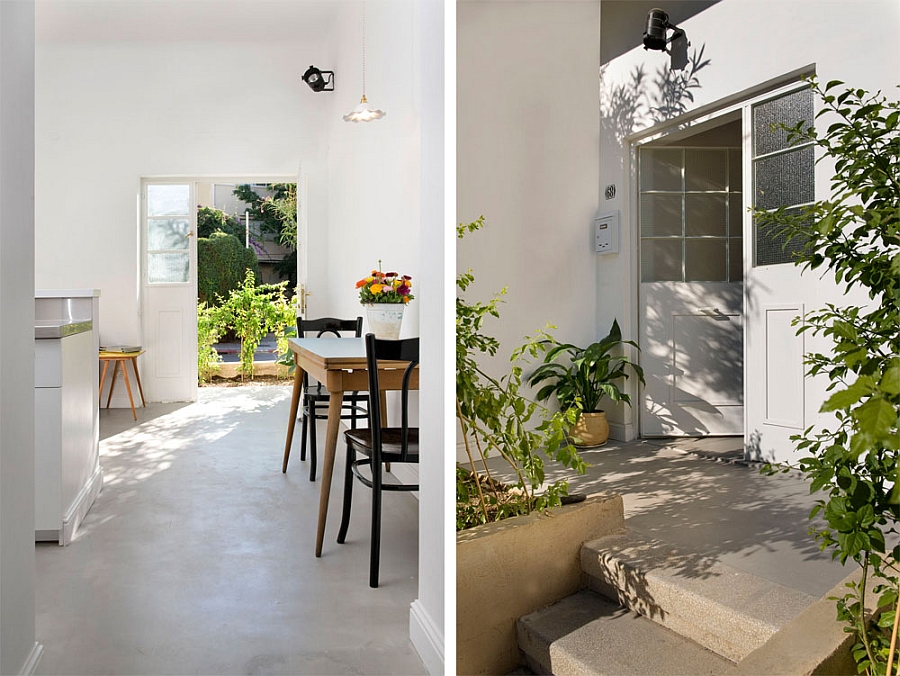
left=518, top=590, right=737, bottom=676
left=582, top=529, right=817, bottom=662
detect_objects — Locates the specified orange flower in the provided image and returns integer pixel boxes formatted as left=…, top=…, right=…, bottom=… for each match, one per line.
left=402, top=296, right=410, bottom=303
left=355, top=279, right=367, bottom=288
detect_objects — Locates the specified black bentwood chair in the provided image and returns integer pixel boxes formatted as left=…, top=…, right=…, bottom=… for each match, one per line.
left=337, top=334, right=419, bottom=588
left=280, top=317, right=368, bottom=481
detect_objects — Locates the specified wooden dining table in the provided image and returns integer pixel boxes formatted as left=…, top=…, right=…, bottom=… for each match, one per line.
left=283, top=336, right=419, bottom=557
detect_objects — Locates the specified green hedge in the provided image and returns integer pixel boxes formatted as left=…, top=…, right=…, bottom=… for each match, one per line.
left=198, top=232, right=259, bottom=305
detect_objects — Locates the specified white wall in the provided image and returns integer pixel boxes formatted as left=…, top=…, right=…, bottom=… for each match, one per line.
left=311, top=0, right=421, bottom=340
left=0, top=2, right=40, bottom=673
left=35, top=30, right=330, bottom=348
left=456, top=1, right=601, bottom=444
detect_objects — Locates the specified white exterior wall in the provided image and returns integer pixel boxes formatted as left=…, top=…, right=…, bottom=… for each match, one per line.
left=457, top=1, right=602, bottom=428
left=598, top=0, right=900, bottom=450
left=0, top=2, right=39, bottom=674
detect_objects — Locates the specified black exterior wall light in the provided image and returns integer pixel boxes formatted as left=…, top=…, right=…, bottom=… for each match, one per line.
left=302, top=66, right=335, bottom=92
left=642, top=8, right=687, bottom=52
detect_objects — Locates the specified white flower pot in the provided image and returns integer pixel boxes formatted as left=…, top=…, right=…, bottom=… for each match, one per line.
left=363, top=303, right=406, bottom=339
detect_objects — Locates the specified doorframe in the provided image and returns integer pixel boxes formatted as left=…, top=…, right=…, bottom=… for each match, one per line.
left=139, top=173, right=299, bottom=402
left=623, top=66, right=815, bottom=439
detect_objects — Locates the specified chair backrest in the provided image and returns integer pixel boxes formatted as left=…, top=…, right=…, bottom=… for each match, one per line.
left=364, top=333, right=419, bottom=461
left=297, top=316, right=363, bottom=338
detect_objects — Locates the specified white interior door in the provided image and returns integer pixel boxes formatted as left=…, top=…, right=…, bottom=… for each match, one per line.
left=639, top=146, right=744, bottom=436
left=744, top=84, right=817, bottom=462
left=141, top=181, right=198, bottom=403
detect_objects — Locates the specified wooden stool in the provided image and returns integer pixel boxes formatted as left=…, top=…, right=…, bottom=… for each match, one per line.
left=99, top=350, right=146, bottom=420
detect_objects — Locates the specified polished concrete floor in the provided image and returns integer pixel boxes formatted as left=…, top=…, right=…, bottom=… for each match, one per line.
left=35, top=385, right=425, bottom=675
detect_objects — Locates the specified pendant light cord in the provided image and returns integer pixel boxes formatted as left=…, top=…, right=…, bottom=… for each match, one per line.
left=361, top=0, right=367, bottom=98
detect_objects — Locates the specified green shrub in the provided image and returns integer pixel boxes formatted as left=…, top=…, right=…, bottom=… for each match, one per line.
left=198, top=232, right=259, bottom=306
left=197, top=206, right=244, bottom=240
left=197, top=302, right=225, bottom=383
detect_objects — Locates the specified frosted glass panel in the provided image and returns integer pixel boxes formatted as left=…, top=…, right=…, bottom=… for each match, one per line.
left=753, top=88, right=813, bottom=156
left=642, top=239, right=682, bottom=282
left=685, top=150, right=727, bottom=191
left=754, top=146, right=814, bottom=210
left=728, top=238, right=743, bottom=282
left=685, top=239, right=726, bottom=281
left=755, top=218, right=807, bottom=267
left=148, top=252, right=189, bottom=283
left=685, top=194, right=726, bottom=236
left=640, top=149, right=682, bottom=191
left=148, top=184, right=190, bottom=216
left=640, top=194, right=682, bottom=237
left=148, top=218, right=190, bottom=250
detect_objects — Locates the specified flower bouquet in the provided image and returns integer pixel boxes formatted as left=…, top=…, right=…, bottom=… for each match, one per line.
left=356, top=265, right=414, bottom=304
left=356, top=263, right=413, bottom=339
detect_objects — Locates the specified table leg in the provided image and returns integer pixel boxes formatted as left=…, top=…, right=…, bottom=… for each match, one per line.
left=315, top=391, right=344, bottom=557
left=282, top=354, right=305, bottom=473
left=99, top=360, right=110, bottom=400
left=131, top=356, right=146, bottom=407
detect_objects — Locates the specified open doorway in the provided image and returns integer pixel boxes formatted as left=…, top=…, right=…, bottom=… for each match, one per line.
left=637, top=116, right=744, bottom=437
left=139, top=175, right=301, bottom=403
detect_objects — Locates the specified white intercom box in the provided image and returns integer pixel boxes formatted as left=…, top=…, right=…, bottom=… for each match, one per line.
left=594, top=211, right=619, bottom=254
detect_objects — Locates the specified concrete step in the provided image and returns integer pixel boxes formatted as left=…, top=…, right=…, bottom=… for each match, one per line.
left=518, top=590, right=737, bottom=675
left=581, top=529, right=818, bottom=662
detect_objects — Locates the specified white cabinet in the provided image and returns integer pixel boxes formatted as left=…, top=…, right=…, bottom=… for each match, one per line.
left=34, top=290, right=103, bottom=545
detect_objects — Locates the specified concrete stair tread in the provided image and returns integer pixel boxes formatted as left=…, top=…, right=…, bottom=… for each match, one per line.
left=518, top=590, right=737, bottom=675
left=581, top=528, right=817, bottom=661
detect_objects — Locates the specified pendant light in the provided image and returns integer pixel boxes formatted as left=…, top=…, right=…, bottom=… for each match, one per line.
left=343, top=1, right=385, bottom=123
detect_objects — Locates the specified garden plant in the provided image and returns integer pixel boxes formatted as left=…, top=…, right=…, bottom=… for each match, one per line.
left=456, top=217, right=585, bottom=530
left=758, top=78, right=899, bottom=675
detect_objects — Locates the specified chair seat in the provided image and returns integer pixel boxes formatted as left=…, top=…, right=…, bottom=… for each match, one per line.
left=344, top=428, right=419, bottom=462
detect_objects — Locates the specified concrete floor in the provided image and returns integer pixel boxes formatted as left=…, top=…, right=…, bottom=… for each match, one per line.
left=35, top=385, right=425, bottom=675
left=486, top=436, right=851, bottom=600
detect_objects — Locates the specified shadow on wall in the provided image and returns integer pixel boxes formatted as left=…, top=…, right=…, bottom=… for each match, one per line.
left=600, top=44, right=712, bottom=156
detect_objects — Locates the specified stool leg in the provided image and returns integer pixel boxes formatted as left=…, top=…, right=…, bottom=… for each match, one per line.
left=121, top=360, right=137, bottom=421
left=131, top=356, right=146, bottom=407
left=106, top=360, right=120, bottom=408
left=99, top=360, right=110, bottom=400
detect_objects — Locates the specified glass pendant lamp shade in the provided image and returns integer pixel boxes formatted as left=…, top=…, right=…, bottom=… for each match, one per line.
left=344, top=1, right=385, bottom=123
left=343, top=95, right=385, bottom=123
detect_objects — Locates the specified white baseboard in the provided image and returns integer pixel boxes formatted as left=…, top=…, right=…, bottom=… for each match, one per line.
left=61, top=465, right=103, bottom=545
left=410, top=599, right=443, bottom=676
left=20, top=642, right=43, bottom=675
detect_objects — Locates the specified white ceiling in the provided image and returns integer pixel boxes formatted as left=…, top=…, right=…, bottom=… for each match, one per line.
left=36, top=0, right=344, bottom=43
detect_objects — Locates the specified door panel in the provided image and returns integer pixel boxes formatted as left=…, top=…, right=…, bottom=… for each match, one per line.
left=142, top=182, right=198, bottom=403
left=639, top=145, right=743, bottom=436
left=641, top=282, right=743, bottom=436
left=744, top=85, right=816, bottom=463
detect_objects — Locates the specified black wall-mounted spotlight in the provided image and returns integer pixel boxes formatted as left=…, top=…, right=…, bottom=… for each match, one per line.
left=302, top=65, right=334, bottom=92
left=642, top=8, right=686, bottom=52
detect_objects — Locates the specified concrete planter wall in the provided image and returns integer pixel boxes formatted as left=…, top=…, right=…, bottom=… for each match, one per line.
left=457, top=493, right=625, bottom=675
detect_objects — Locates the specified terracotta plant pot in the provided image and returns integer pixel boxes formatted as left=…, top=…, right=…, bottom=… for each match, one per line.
left=571, top=410, right=609, bottom=448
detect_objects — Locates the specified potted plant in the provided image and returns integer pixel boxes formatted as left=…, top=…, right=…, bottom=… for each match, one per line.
left=355, top=261, right=414, bottom=339
left=528, top=319, right=645, bottom=447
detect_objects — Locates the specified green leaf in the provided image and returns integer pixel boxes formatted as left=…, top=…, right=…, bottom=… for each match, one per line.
left=820, top=377, right=875, bottom=412
left=880, top=359, right=900, bottom=396
left=852, top=395, right=897, bottom=439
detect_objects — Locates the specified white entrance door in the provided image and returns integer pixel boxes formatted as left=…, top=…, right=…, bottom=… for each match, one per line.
left=639, top=145, right=744, bottom=436
left=296, top=164, right=309, bottom=316
left=743, top=84, right=817, bottom=462
left=141, top=181, right=198, bottom=402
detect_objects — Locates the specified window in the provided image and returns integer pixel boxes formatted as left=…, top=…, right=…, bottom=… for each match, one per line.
left=639, top=147, right=742, bottom=282
left=751, top=87, right=814, bottom=266
left=146, top=183, right=191, bottom=284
